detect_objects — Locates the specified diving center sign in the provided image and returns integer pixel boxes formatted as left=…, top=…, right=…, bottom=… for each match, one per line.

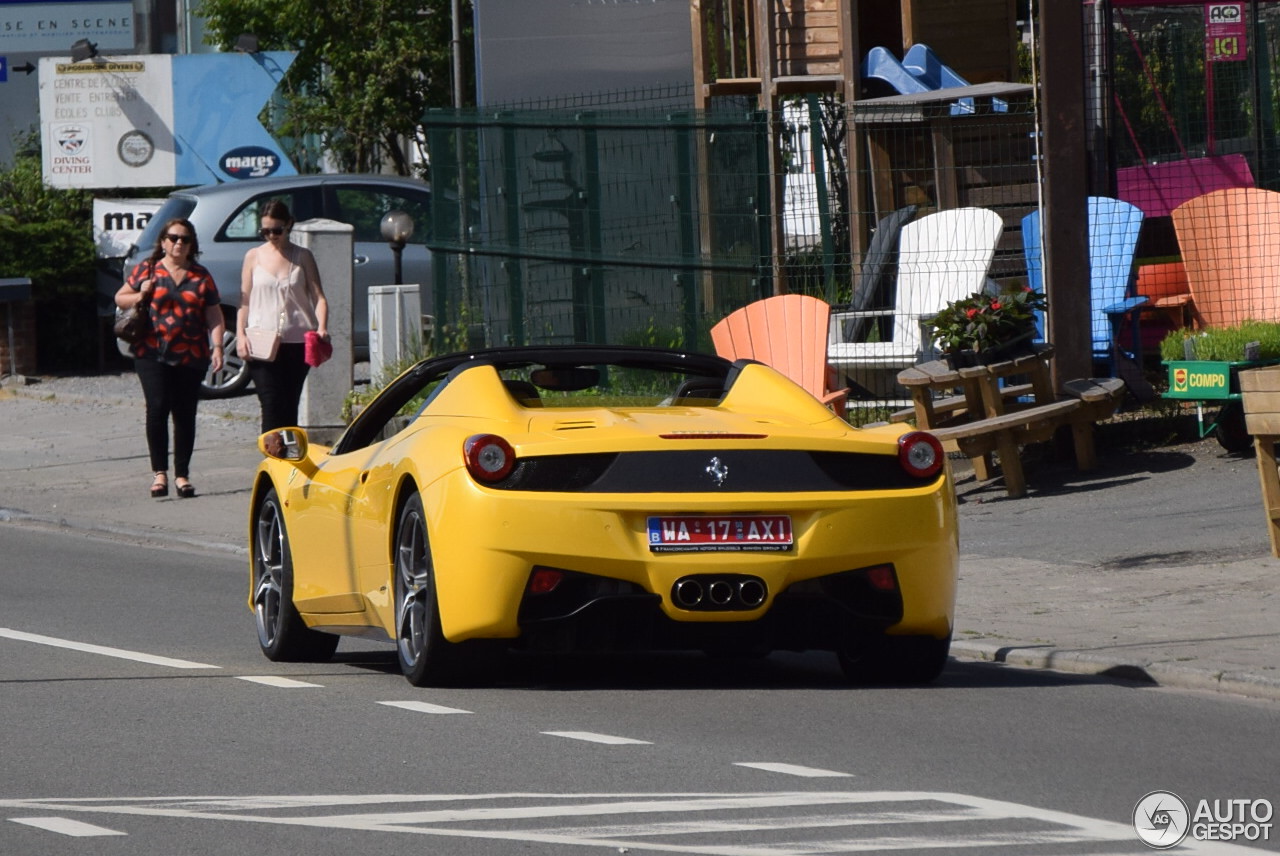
left=39, top=52, right=296, bottom=189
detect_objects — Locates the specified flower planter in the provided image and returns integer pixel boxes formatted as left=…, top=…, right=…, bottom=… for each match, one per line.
left=943, top=331, right=1035, bottom=370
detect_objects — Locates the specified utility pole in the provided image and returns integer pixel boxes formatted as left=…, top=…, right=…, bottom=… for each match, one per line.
left=1038, top=0, right=1091, bottom=387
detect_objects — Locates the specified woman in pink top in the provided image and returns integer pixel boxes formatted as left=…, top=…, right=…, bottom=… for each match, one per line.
left=236, top=199, right=330, bottom=432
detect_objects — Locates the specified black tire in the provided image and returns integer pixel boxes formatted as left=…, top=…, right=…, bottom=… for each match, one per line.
left=201, top=322, right=252, bottom=399
left=838, top=632, right=951, bottom=686
left=252, top=487, right=339, bottom=662
left=1214, top=401, right=1252, bottom=453
left=394, top=492, right=472, bottom=686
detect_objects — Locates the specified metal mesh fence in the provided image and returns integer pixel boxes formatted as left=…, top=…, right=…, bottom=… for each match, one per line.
left=423, top=91, right=1038, bottom=402
left=425, top=104, right=768, bottom=355
left=419, top=8, right=1280, bottom=409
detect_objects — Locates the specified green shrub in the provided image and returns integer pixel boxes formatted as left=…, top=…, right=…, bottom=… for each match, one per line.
left=0, top=135, right=98, bottom=370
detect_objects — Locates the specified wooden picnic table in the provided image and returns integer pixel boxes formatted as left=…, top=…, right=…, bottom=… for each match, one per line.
left=894, top=344, right=1125, bottom=497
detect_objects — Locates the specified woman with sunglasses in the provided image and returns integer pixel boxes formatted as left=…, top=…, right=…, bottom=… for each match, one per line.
left=236, top=199, right=330, bottom=433
left=115, top=218, right=225, bottom=499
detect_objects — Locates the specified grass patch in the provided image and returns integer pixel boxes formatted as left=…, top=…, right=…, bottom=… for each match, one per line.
left=1160, top=321, right=1280, bottom=362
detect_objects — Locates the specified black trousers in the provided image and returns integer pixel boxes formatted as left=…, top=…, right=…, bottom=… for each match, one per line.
left=134, top=358, right=205, bottom=479
left=248, top=342, right=311, bottom=433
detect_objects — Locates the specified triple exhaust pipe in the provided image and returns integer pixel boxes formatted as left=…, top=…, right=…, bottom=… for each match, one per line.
left=672, top=575, right=768, bottom=611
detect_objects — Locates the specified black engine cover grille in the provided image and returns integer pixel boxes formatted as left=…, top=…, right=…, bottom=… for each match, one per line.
left=496, top=449, right=923, bottom=492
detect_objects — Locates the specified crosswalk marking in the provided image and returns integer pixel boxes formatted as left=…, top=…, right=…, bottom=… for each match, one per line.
left=378, top=700, right=472, bottom=715
left=1, top=792, right=1270, bottom=853
left=236, top=676, right=324, bottom=688
left=541, top=731, right=652, bottom=745
left=9, top=816, right=126, bottom=837
left=734, top=762, right=853, bottom=778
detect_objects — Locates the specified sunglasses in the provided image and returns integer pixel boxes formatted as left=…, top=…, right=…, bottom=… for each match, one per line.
left=259, top=227, right=286, bottom=237
left=164, top=233, right=193, bottom=244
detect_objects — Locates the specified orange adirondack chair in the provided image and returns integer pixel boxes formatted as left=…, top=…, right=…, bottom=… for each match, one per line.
left=1172, top=187, right=1280, bottom=328
left=710, top=293, right=849, bottom=414
left=1132, top=261, right=1194, bottom=348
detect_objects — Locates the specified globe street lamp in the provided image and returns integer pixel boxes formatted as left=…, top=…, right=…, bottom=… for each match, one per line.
left=380, top=210, right=415, bottom=285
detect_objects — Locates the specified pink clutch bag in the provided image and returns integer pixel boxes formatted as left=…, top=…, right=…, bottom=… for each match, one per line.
left=304, top=331, right=332, bottom=367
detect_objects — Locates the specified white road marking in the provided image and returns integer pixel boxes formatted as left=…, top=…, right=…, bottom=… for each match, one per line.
left=0, top=792, right=1269, bottom=853
left=236, top=676, right=324, bottom=688
left=9, top=816, right=126, bottom=837
left=734, top=762, right=853, bottom=778
left=0, top=628, right=219, bottom=670
left=378, top=700, right=472, bottom=715
left=541, top=731, right=652, bottom=745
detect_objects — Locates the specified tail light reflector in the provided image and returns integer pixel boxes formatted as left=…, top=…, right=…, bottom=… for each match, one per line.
left=527, top=567, right=565, bottom=594
left=863, top=564, right=899, bottom=592
left=898, top=431, right=944, bottom=479
left=464, top=434, right=516, bottom=482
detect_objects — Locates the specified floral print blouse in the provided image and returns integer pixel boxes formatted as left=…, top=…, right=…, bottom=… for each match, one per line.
left=124, top=259, right=221, bottom=367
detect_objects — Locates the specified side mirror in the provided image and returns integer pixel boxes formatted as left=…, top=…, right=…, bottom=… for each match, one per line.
left=259, top=428, right=309, bottom=461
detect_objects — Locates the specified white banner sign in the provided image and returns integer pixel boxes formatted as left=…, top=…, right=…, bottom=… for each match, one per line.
left=92, top=197, right=162, bottom=258
left=39, top=55, right=175, bottom=188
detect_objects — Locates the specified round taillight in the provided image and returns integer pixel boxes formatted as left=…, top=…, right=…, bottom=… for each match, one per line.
left=898, top=431, right=944, bottom=479
left=464, top=434, right=516, bottom=483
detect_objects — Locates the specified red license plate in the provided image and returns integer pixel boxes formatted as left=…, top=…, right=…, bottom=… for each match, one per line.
left=647, top=515, right=793, bottom=553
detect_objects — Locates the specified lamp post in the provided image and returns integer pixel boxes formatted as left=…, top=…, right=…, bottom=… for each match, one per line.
left=379, top=210, right=414, bottom=285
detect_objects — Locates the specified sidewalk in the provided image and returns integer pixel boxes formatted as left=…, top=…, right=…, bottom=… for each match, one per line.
left=1, top=372, right=1277, bottom=701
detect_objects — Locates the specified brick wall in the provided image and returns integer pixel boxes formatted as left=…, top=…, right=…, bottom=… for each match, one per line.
left=0, top=301, right=38, bottom=377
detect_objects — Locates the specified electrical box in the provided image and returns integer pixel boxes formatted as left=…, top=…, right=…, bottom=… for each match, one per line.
left=368, top=284, right=423, bottom=382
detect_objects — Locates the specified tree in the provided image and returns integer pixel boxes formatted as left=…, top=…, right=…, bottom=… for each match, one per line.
left=195, top=0, right=472, bottom=175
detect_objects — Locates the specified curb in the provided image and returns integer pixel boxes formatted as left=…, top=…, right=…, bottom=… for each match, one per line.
left=949, top=640, right=1280, bottom=702
left=0, top=508, right=248, bottom=558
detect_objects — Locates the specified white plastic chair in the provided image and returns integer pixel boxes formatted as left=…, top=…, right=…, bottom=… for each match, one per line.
left=829, top=206, right=1004, bottom=372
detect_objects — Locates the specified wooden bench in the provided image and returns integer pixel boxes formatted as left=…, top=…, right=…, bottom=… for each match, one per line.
left=1240, top=366, right=1280, bottom=556
left=888, top=383, right=1035, bottom=424
left=928, top=377, right=1125, bottom=498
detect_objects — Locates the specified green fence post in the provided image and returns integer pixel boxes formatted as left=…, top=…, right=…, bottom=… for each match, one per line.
left=671, top=113, right=699, bottom=348
left=807, top=94, right=836, bottom=302
left=580, top=113, right=607, bottom=343
left=427, top=112, right=454, bottom=352
left=752, top=110, right=773, bottom=300
left=499, top=114, right=525, bottom=345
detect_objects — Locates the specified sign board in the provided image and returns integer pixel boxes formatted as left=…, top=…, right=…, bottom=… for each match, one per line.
left=39, top=51, right=297, bottom=188
left=1205, top=2, right=1247, bottom=62
left=41, top=56, right=175, bottom=187
left=0, top=1, right=134, bottom=53
left=1167, top=360, right=1235, bottom=399
left=93, top=197, right=163, bottom=258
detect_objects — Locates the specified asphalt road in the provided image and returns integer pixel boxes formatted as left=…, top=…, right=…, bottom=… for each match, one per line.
left=2, top=525, right=1277, bottom=856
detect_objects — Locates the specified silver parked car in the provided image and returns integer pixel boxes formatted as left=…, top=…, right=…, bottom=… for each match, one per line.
left=113, top=174, right=433, bottom=397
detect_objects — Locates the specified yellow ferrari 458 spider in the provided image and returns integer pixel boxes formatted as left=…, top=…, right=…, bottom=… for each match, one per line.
left=249, top=345, right=958, bottom=686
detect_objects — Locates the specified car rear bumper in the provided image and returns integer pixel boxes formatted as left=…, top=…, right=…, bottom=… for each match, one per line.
left=423, top=475, right=958, bottom=645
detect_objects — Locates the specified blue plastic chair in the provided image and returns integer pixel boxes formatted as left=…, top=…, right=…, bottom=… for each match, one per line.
left=1021, top=196, right=1146, bottom=371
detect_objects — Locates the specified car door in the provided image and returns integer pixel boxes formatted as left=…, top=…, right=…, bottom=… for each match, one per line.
left=324, top=182, right=434, bottom=356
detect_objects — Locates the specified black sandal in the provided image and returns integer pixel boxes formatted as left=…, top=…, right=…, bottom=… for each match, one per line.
left=176, top=480, right=196, bottom=499
left=151, top=472, right=168, bottom=498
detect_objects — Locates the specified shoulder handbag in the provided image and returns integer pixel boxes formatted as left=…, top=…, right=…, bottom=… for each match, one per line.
left=114, top=263, right=154, bottom=344
left=244, top=326, right=281, bottom=361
